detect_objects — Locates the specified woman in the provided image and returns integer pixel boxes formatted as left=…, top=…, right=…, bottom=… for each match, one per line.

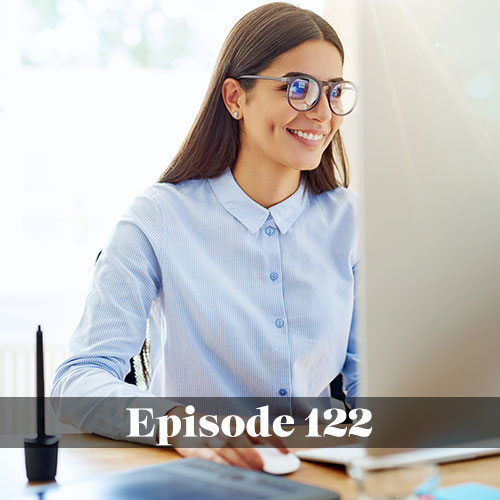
left=52, top=2, right=359, bottom=470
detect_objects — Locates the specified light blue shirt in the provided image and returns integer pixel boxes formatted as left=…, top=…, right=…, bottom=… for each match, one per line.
left=52, top=167, right=359, bottom=428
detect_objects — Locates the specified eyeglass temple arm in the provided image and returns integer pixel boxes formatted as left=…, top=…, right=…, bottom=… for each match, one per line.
left=238, top=75, right=352, bottom=87
left=237, top=75, right=288, bottom=83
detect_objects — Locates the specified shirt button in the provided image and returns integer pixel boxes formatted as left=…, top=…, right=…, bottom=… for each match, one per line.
left=279, top=388, right=288, bottom=396
left=275, top=318, right=284, bottom=328
left=265, top=227, right=275, bottom=236
left=269, top=272, right=279, bottom=281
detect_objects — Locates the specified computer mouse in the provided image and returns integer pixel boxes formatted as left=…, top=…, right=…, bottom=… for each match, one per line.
left=255, top=447, right=301, bottom=475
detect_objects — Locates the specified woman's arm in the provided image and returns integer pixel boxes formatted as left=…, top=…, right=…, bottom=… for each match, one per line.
left=341, top=261, right=360, bottom=408
left=51, top=191, right=178, bottom=443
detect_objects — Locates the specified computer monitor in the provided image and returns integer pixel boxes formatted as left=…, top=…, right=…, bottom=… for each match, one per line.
left=359, top=0, right=500, bottom=397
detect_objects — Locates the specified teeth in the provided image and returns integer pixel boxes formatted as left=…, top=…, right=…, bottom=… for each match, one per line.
left=289, top=129, right=324, bottom=141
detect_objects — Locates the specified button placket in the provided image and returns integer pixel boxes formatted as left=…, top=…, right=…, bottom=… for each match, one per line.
left=261, top=221, right=291, bottom=399
left=265, top=220, right=280, bottom=284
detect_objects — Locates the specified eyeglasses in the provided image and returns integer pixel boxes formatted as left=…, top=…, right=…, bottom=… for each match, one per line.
left=237, top=74, right=358, bottom=116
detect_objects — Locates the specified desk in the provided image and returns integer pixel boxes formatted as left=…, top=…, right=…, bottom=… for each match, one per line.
left=2, top=435, right=500, bottom=499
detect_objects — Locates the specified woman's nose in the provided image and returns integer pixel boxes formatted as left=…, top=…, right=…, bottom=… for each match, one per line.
left=306, top=87, right=332, bottom=122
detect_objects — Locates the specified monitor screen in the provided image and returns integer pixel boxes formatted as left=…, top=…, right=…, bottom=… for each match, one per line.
left=360, top=0, right=500, bottom=396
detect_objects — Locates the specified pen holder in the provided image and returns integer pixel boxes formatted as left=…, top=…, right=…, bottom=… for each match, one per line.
left=24, top=435, right=59, bottom=482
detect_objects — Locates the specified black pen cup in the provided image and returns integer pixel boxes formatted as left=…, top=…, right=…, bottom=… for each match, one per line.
left=24, top=435, right=59, bottom=482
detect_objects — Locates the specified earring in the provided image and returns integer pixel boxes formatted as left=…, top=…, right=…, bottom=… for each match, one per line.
left=233, top=111, right=239, bottom=118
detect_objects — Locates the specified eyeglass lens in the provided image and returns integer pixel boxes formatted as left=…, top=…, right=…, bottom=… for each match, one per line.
left=288, top=77, right=356, bottom=115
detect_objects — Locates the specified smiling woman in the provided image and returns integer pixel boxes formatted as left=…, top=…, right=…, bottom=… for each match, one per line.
left=160, top=2, right=354, bottom=197
left=52, top=2, right=360, bottom=472
left=223, top=39, right=350, bottom=207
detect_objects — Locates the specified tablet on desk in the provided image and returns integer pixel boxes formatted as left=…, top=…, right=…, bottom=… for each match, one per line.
left=13, top=458, right=339, bottom=500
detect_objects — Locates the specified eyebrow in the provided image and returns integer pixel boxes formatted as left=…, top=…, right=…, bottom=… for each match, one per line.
left=282, top=71, right=344, bottom=83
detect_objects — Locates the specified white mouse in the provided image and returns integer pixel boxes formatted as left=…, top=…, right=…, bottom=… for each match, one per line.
left=255, top=447, right=301, bottom=475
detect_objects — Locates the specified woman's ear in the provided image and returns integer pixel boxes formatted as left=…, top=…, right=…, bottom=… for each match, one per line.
left=221, top=78, right=245, bottom=119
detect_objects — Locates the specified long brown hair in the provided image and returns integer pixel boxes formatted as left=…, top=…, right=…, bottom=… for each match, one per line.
left=158, top=2, right=350, bottom=194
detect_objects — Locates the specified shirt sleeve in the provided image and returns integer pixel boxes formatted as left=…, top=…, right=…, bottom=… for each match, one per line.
left=341, top=261, right=360, bottom=409
left=51, top=190, right=178, bottom=444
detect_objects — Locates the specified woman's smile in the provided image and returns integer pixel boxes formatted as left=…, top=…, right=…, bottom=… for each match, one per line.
left=286, top=127, right=329, bottom=147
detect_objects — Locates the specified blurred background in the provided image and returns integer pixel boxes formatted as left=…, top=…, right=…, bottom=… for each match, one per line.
left=1, top=0, right=361, bottom=396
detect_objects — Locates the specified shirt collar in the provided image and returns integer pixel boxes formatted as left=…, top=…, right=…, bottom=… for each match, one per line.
left=208, top=167, right=308, bottom=235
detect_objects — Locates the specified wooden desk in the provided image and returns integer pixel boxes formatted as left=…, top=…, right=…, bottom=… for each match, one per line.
left=2, top=435, right=500, bottom=499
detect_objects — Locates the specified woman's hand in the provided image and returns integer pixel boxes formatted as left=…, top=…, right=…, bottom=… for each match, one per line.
left=162, top=406, right=288, bottom=470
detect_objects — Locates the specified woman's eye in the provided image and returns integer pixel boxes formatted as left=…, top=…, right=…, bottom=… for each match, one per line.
left=279, top=85, right=288, bottom=91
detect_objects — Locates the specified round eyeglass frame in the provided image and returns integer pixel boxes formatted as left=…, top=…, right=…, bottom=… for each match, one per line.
left=236, top=74, right=359, bottom=116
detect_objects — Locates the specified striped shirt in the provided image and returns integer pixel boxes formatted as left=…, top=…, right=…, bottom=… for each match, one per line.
left=52, top=167, right=359, bottom=437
